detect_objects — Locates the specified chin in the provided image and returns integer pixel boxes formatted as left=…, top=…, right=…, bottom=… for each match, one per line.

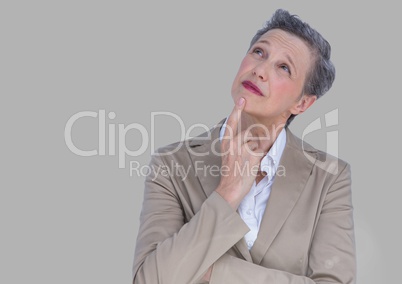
left=231, top=91, right=247, bottom=105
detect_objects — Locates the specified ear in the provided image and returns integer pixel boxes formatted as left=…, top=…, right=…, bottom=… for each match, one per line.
left=290, top=94, right=317, bottom=115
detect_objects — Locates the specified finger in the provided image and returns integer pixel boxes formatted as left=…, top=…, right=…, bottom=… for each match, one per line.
left=223, top=98, right=245, bottom=141
left=246, top=141, right=259, bottom=151
left=243, top=140, right=266, bottom=156
left=247, top=146, right=267, bottom=169
left=242, top=129, right=257, bottom=144
left=242, top=133, right=269, bottom=155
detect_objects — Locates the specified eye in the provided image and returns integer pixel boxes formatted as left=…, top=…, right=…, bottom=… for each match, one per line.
left=280, top=64, right=291, bottom=74
left=252, top=47, right=264, bottom=57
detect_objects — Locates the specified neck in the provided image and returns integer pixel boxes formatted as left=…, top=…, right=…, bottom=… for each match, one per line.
left=239, top=112, right=286, bottom=149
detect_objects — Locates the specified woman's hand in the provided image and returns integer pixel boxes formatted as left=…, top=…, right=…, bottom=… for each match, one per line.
left=215, top=98, right=269, bottom=210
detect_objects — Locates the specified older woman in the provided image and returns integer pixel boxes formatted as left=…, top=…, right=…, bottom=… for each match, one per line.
left=133, top=9, right=355, bottom=284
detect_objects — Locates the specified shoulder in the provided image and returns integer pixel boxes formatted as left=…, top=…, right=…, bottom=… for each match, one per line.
left=286, top=128, right=350, bottom=176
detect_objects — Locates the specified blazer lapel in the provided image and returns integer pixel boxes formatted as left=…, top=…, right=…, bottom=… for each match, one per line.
left=187, top=119, right=224, bottom=198
left=232, top=237, right=253, bottom=262
left=250, top=128, right=318, bottom=264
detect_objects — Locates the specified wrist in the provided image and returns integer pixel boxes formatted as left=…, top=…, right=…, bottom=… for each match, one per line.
left=215, top=186, right=242, bottom=210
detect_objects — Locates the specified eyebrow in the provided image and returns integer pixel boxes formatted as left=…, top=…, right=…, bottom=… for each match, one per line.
left=256, top=39, right=297, bottom=75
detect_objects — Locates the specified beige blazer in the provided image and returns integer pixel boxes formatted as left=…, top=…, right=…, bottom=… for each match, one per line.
left=132, top=119, right=356, bottom=284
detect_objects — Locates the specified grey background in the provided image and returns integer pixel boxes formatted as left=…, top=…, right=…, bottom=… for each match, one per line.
left=1, top=1, right=400, bottom=283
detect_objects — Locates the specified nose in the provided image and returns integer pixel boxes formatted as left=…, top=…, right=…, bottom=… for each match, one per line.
left=252, top=62, right=268, bottom=81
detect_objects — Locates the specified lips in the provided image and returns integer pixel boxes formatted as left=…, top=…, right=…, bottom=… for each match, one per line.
left=242, top=80, right=263, bottom=96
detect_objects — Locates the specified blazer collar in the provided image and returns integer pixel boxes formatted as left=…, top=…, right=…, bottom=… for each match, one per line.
left=187, top=121, right=317, bottom=195
left=187, top=119, right=225, bottom=198
left=187, top=120, right=318, bottom=263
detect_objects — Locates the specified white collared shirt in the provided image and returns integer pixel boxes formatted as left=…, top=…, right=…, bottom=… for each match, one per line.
left=219, top=118, right=287, bottom=250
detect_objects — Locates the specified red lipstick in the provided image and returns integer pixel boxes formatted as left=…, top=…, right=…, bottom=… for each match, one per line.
left=242, top=81, right=263, bottom=96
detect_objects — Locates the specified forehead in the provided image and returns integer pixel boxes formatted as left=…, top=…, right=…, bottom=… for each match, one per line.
left=256, top=29, right=313, bottom=71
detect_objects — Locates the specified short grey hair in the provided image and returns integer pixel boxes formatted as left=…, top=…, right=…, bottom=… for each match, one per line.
left=249, top=9, right=335, bottom=126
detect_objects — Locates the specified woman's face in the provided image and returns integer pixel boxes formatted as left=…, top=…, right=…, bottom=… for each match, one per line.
left=231, top=29, right=315, bottom=126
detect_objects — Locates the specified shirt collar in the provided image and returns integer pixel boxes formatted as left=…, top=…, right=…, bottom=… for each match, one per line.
left=219, top=117, right=287, bottom=177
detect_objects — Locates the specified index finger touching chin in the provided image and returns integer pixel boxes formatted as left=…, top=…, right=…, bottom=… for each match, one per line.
left=224, top=97, right=245, bottom=139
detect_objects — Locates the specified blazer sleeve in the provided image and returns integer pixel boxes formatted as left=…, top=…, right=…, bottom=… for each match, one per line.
left=132, top=153, right=250, bottom=284
left=209, top=163, right=356, bottom=284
